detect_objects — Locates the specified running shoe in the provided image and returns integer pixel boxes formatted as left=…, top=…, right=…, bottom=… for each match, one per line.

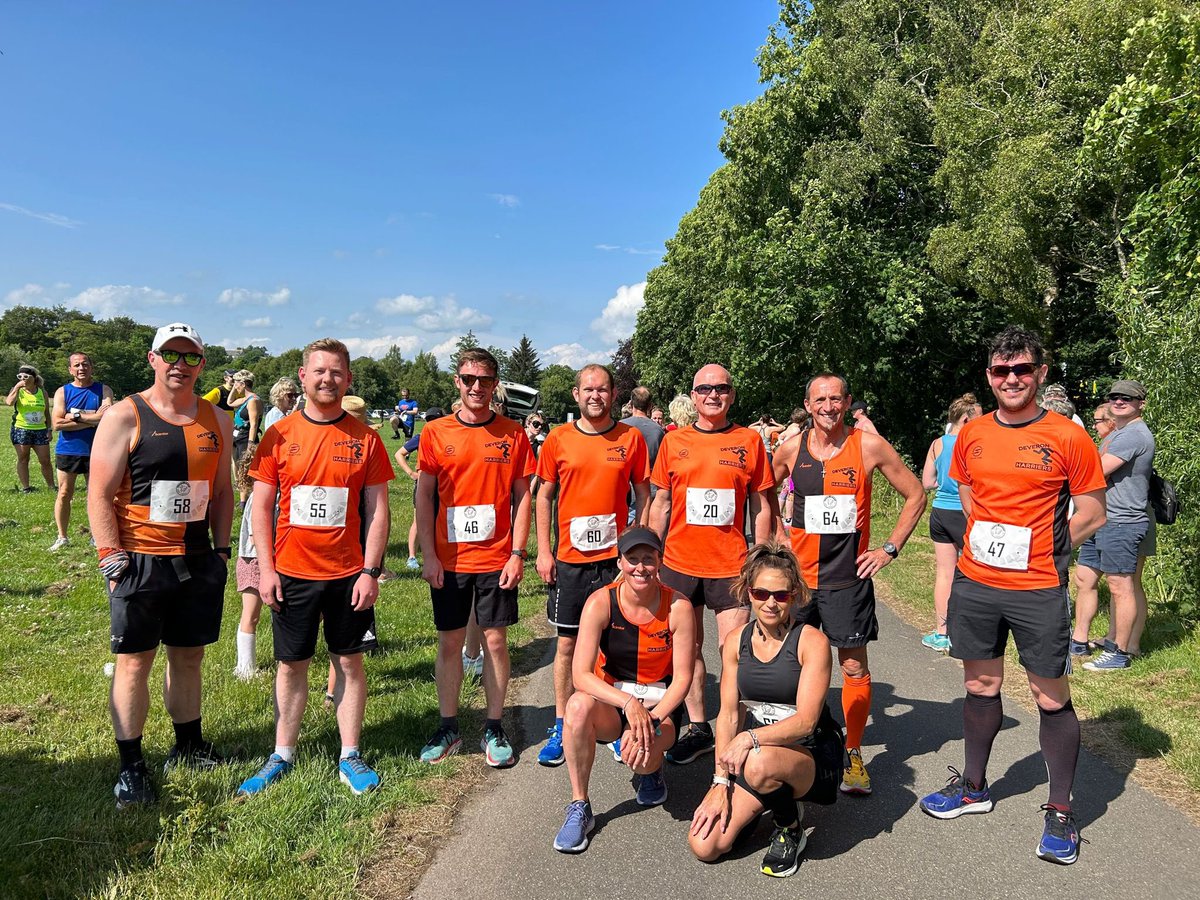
left=839, top=748, right=872, bottom=795
left=1082, top=649, right=1132, bottom=671
left=114, top=761, right=156, bottom=810
left=163, top=741, right=225, bottom=774
left=49, top=536, right=69, bottom=552
left=419, top=726, right=462, bottom=764
left=462, top=651, right=484, bottom=678
left=537, top=722, right=565, bottom=767
left=20, top=486, right=35, bottom=494
left=237, top=754, right=293, bottom=795
left=481, top=725, right=516, bottom=768
left=760, top=823, right=807, bottom=878
left=233, top=665, right=256, bottom=682
left=1068, top=639, right=1092, bottom=656
left=635, top=767, right=668, bottom=806
left=919, top=766, right=993, bottom=819
left=665, top=725, right=714, bottom=765
left=338, top=751, right=381, bottom=795
left=405, top=556, right=420, bottom=571
left=921, top=632, right=951, bottom=652
left=1037, top=805, right=1084, bottom=865
left=610, top=738, right=622, bottom=763
left=553, top=800, right=595, bottom=853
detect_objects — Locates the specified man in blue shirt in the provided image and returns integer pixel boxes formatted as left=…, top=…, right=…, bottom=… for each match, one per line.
left=50, top=352, right=113, bottom=551
left=390, top=388, right=419, bottom=440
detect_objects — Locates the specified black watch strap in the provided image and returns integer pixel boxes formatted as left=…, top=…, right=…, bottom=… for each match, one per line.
left=361, top=566, right=382, bottom=578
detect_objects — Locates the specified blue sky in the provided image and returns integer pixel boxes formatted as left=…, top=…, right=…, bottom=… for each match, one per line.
left=1, top=1, right=780, bottom=366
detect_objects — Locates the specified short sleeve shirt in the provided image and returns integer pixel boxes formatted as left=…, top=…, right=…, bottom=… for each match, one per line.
left=1103, top=419, right=1155, bottom=523
left=650, top=423, right=774, bottom=579
left=418, top=412, right=535, bottom=573
left=249, top=411, right=395, bottom=579
left=396, top=398, right=418, bottom=425
left=951, top=410, right=1106, bottom=589
left=536, top=421, right=650, bottom=564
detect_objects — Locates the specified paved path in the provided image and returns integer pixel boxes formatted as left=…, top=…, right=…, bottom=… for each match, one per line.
left=414, top=600, right=1199, bottom=899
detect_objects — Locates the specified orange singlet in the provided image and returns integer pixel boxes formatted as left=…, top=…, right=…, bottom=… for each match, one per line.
left=595, top=583, right=675, bottom=687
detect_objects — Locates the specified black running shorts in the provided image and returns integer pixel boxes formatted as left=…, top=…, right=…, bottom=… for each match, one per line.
left=735, top=707, right=844, bottom=807
left=795, top=579, right=878, bottom=648
left=431, top=570, right=518, bottom=632
left=947, top=570, right=1071, bottom=678
left=55, top=453, right=90, bottom=475
left=929, top=507, right=967, bottom=552
left=547, top=558, right=619, bottom=634
left=273, top=572, right=378, bottom=661
left=659, top=564, right=739, bottom=613
left=108, top=551, right=227, bottom=654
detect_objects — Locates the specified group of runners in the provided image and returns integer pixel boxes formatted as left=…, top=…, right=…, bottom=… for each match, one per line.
left=42, top=317, right=1113, bottom=876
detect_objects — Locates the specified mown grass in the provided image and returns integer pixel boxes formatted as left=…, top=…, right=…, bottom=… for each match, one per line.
left=0, top=419, right=545, bottom=899
left=871, top=475, right=1200, bottom=794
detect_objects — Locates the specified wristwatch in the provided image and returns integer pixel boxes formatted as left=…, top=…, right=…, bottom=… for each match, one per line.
left=883, top=542, right=899, bottom=559
left=72, top=410, right=82, bottom=423
left=361, top=566, right=382, bottom=578
left=511, top=549, right=528, bottom=561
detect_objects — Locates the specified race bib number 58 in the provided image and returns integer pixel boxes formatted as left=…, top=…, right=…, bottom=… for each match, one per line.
left=149, top=480, right=210, bottom=523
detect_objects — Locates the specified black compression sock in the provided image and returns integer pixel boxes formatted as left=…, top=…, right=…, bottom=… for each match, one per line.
left=963, top=692, right=1002, bottom=787
left=692, top=721, right=713, bottom=735
left=441, top=716, right=459, bottom=733
left=1039, top=700, right=1080, bottom=808
left=484, top=718, right=503, bottom=734
left=116, top=736, right=144, bottom=770
left=173, top=717, right=203, bottom=751
left=761, top=784, right=799, bottom=828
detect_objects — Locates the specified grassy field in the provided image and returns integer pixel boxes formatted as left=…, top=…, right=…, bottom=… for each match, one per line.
left=0, top=419, right=547, bottom=899
left=871, top=477, right=1200, bottom=798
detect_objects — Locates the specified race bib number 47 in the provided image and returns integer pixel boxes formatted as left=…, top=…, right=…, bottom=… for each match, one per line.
left=289, top=485, right=349, bottom=528
left=969, top=520, right=1032, bottom=570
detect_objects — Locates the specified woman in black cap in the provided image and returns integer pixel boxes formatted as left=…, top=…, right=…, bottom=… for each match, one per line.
left=552, top=526, right=695, bottom=853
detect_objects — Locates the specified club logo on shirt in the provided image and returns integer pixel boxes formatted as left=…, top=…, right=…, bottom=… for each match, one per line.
left=289, top=443, right=301, bottom=456
left=719, top=445, right=748, bottom=469
left=197, top=430, right=220, bottom=452
left=831, top=465, right=858, bottom=488
left=971, top=446, right=984, bottom=458
left=333, top=437, right=365, bottom=464
left=151, top=430, right=170, bottom=438
left=678, top=448, right=690, bottom=459
left=484, top=438, right=511, bottom=464
left=608, top=445, right=628, bottom=462
left=445, top=445, right=456, bottom=456
left=1016, top=443, right=1054, bottom=472
left=649, top=627, right=672, bottom=649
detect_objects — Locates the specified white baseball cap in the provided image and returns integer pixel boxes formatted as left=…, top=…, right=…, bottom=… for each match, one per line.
left=152, top=322, right=205, bottom=354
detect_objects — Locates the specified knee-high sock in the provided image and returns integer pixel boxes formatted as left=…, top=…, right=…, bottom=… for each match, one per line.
left=1039, top=701, right=1080, bottom=810
left=963, top=692, right=1002, bottom=787
left=842, top=673, right=871, bottom=751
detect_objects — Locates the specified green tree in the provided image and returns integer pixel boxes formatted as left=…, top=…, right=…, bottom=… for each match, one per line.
left=506, top=334, right=541, bottom=386
left=349, top=357, right=390, bottom=409
left=610, top=337, right=639, bottom=407
left=537, top=364, right=577, bottom=422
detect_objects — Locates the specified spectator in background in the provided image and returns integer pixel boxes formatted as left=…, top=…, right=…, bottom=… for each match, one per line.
left=395, top=407, right=445, bottom=571
left=202, top=370, right=237, bottom=416
left=1041, top=395, right=1076, bottom=421
left=262, top=378, right=299, bottom=433
left=230, top=371, right=263, bottom=505
left=390, top=387, right=419, bottom=440
left=621, top=386, right=665, bottom=473
left=50, top=352, right=113, bottom=550
left=650, top=407, right=665, bottom=427
left=849, top=401, right=879, bottom=435
left=8, top=364, right=55, bottom=493
left=1041, top=384, right=1084, bottom=427
left=525, top=413, right=546, bottom=457
left=667, top=393, right=697, bottom=431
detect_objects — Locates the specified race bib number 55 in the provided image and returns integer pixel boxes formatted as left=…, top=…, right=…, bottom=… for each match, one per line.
left=289, top=485, right=349, bottom=528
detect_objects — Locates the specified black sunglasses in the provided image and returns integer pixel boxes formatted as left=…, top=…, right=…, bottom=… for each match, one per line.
left=692, top=383, right=732, bottom=396
left=749, top=587, right=794, bottom=603
left=1106, top=393, right=1138, bottom=403
left=157, top=349, right=204, bottom=367
left=458, top=374, right=498, bottom=388
left=988, top=363, right=1037, bottom=379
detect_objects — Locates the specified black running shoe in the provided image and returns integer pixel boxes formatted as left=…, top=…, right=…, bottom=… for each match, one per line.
left=761, top=823, right=807, bottom=877
left=163, top=741, right=226, bottom=774
left=665, top=725, right=714, bottom=765
left=115, top=761, right=156, bottom=810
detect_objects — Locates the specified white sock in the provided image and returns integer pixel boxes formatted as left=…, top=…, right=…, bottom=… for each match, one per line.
left=340, top=745, right=359, bottom=760
left=274, top=745, right=294, bottom=763
left=236, top=631, right=256, bottom=670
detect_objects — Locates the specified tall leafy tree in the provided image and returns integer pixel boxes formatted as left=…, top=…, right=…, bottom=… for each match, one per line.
left=537, top=364, right=577, bottom=421
left=610, top=336, right=639, bottom=406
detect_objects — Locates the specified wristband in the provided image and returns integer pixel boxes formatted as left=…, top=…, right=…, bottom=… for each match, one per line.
left=213, top=546, right=232, bottom=556
left=98, top=548, right=131, bottom=581
left=712, top=775, right=731, bottom=787
left=749, top=729, right=761, bottom=753
left=622, top=696, right=634, bottom=714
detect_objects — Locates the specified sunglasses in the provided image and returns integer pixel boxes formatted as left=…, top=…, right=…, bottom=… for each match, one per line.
left=987, top=363, right=1038, bottom=379
left=748, top=587, right=794, bottom=604
left=457, top=374, right=498, bottom=388
left=1090, top=419, right=1108, bottom=426
left=692, top=383, right=732, bottom=396
left=157, top=349, right=204, bottom=367
left=529, top=421, right=544, bottom=429
left=1106, top=393, right=1138, bottom=403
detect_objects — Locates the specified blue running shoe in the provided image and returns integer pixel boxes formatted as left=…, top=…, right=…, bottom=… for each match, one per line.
left=553, top=800, right=595, bottom=853
left=635, top=767, right=668, bottom=806
left=1082, top=649, right=1132, bottom=672
left=481, top=725, right=516, bottom=768
left=610, top=738, right=622, bottom=763
left=919, top=767, right=993, bottom=819
left=419, top=726, right=462, bottom=764
left=114, top=761, right=156, bottom=810
left=1068, top=639, right=1091, bottom=656
left=238, top=754, right=293, bottom=796
left=339, top=752, right=381, bottom=795
left=537, top=722, right=565, bottom=767
left=921, top=632, right=952, bottom=652
left=1037, top=805, right=1084, bottom=865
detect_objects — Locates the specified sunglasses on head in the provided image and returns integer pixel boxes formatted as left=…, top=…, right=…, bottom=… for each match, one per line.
left=692, top=383, right=732, bottom=396
left=748, top=587, right=794, bottom=603
left=157, top=349, right=204, bottom=367
left=987, top=363, right=1038, bottom=379
left=457, top=374, right=497, bottom=388
left=1106, top=393, right=1137, bottom=403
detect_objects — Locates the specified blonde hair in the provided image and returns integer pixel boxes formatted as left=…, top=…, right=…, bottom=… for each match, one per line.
left=302, top=337, right=351, bottom=370
left=731, top=542, right=811, bottom=609
left=668, top=393, right=697, bottom=428
left=268, top=377, right=298, bottom=407
left=234, top=369, right=255, bottom=388
left=947, top=392, right=978, bottom=425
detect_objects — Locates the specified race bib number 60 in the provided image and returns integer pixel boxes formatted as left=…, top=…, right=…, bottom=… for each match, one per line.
left=289, top=485, right=349, bottom=528
left=569, top=513, right=618, bottom=551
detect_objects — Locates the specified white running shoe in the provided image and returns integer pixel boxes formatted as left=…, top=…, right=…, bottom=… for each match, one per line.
left=49, top=536, right=69, bottom=552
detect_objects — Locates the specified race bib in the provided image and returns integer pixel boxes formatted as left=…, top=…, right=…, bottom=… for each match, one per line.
left=685, top=487, right=736, bottom=526
left=149, top=479, right=210, bottom=523
left=742, top=700, right=798, bottom=726
left=569, top=513, right=618, bottom=552
left=969, top=520, right=1032, bottom=570
left=447, top=504, right=496, bottom=543
left=24, top=411, right=44, bottom=425
left=803, top=494, right=857, bottom=534
left=289, top=485, right=349, bottom=528
left=614, top=680, right=667, bottom=706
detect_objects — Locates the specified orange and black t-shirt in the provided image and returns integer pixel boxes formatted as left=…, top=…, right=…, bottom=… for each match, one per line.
left=595, top=583, right=675, bottom=686
left=650, top=423, right=774, bottom=579
left=418, top=412, right=535, bottom=574
left=952, top=410, right=1106, bottom=589
left=250, top=410, right=395, bottom=580
left=536, top=421, right=649, bottom=565
left=789, top=429, right=873, bottom=590
left=116, top=394, right=225, bottom=556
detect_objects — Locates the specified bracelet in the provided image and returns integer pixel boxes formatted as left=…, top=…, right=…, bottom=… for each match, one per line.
left=622, top=696, right=634, bottom=713
left=712, top=775, right=731, bottom=787
left=749, top=729, right=761, bottom=753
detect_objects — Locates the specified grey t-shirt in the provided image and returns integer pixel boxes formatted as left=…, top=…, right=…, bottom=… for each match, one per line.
left=620, top=414, right=664, bottom=498
left=1103, top=418, right=1155, bottom=523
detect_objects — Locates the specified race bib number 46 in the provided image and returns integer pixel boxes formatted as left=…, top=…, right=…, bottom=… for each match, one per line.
left=969, top=520, right=1032, bottom=570
left=149, top=479, right=210, bottom=523
left=447, top=504, right=497, bottom=543
left=804, top=494, right=857, bottom=534
left=569, top=513, right=618, bottom=551
left=685, top=487, right=735, bottom=527
left=289, top=485, right=349, bottom=528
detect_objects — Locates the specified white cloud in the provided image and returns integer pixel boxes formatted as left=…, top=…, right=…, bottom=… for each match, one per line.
left=376, top=293, right=434, bottom=315
left=489, top=193, right=520, bottom=208
left=314, top=317, right=328, bottom=328
left=68, top=284, right=185, bottom=318
left=428, top=336, right=462, bottom=367
left=342, top=334, right=422, bottom=358
left=241, top=316, right=272, bottom=328
left=590, top=281, right=646, bottom=345
left=546, top=342, right=610, bottom=368
left=5, top=283, right=49, bottom=306
left=217, top=286, right=291, bottom=307
left=347, top=311, right=369, bottom=326
left=0, top=202, right=82, bottom=228
left=413, top=297, right=492, bottom=332
left=594, top=243, right=660, bottom=256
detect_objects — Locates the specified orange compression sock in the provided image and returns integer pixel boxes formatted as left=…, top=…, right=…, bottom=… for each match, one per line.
left=842, top=673, right=872, bottom=751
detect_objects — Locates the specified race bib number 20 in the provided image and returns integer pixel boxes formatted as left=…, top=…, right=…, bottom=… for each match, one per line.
left=685, top=487, right=735, bottom=527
